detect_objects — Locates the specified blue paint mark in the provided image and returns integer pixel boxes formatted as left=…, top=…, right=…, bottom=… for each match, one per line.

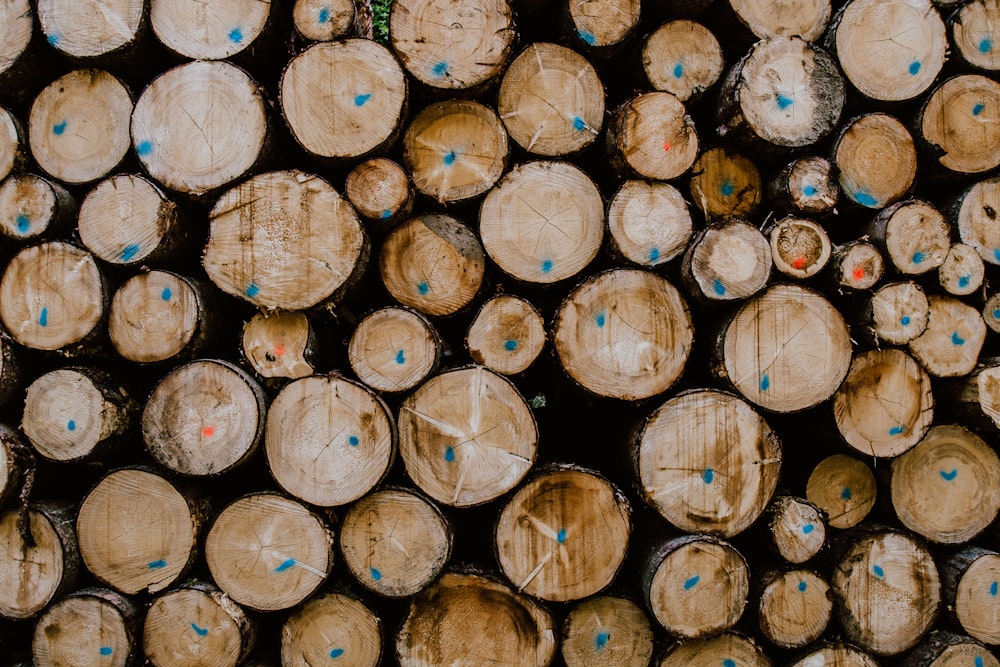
left=703, top=468, right=714, bottom=484
left=370, top=566, right=382, bottom=580
left=229, top=27, right=244, bottom=43
left=981, top=38, right=993, bottom=54
left=994, top=248, right=1000, bottom=262
left=120, top=244, right=140, bottom=261
left=355, top=93, right=371, bottom=107
left=803, top=523, right=814, bottom=534
left=191, top=623, right=208, bottom=637
left=776, top=94, right=794, bottom=110
left=47, top=34, right=61, bottom=46
left=161, top=287, right=172, bottom=301
left=720, top=179, right=735, bottom=197
left=99, top=647, right=113, bottom=656
left=67, top=420, right=76, bottom=431
left=541, top=259, right=553, bottom=273
left=940, top=469, right=958, bottom=481
left=673, top=62, right=684, bottom=78
left=760, top=374, right=770, bottom=391
left=572, top=116, right=586, bottom=131
left=579, top=30, right=596, bottom=45
left=504, top=339, right=518, bottom=351
left=39, top=307, right=48, bottom=327
left=803, top=185, right=817, bottom=197
left=348, top=435, right=359, bottom=447
left=953, top=331, right=966, bottom=346
left=443, top=151, right=457, bottom=166
left=976, top=657, right=984, bottom=667
left=974, top=103, right=986, bottom=116
left=52, top=121, right=66, bottom=136
left=14, top=214, right=28, bottom=233
left=901, top=315, right=911, bottom=326
left=872, top=565, right=884, bottom=578
left=990, top=581, right=998, bottom=596
left=912, top=251, right=925, bottom=264
left=381, top=209, right=392, bottom=219
left=841, top=487, right=852, bottom=500
left=275, top=558, right=296, bottom=572
left=595, top=312, right=606, bottom=328
left=853, top=190, right=877, bottom=207
left=417, top=281, right=429, bottom=295
left=431, top=61, right=448, bottom=77
left=444, top=446, right=455, bottom=462
left=993, top=308, right=1000, bottom=320
left=318, top=6, right=331, bottom=22
left=245, top=283, right=260, bottom=298
left=959, top=275, right=971, bottom=288
left=724, top=660, right=736, bottom=667
left=798, top=580, right=807, bottom=592
left=557, top=528, right=567, bottom=543
left=136, top=140, right=152, bottom=157
left=909, top=60, right=921, bottom=75
left=889, top=425, right=906, bottom=435
left=649, top=247, right=660, bottom=262
left=330, top=648, right=345, bottom=658
left=147, top=559, right=167, bottom=569
left=713, top=279, right=726, bottom=296
left=684, top=575, right=700, bottom=590
left=395, top=349, right=405, bottom=364
left=595, top=631, right=610, bottom=650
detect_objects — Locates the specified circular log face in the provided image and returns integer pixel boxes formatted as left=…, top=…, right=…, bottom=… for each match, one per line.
left=281, top=39, right=407, bottom=159
left=0, top=108, right=20, bottom=183
left=34, top=594, right=132, bottom=667
left=0, top=508, right=65, bottom=619
left=0, top=0, right=31, bottom=76
left=723, top=283, right=852, bottom=412
left=0, top=174, right=59, bottom=241
left=835, top=0, right=947, bottom=101
left=953, top=0, right=1000, bottom=71
left=265, top=374, right=394, bottom=507
left=395, top=572, right=557, bottom=667
left=921, top=75, right=1000, bottom=174
left=643, top=20, right=724, bottom=102
left=769, top=497, right=826, bottom=564
left=927, top=643, right=1000, bottom=667
left=689, top=147, right=762, bottom=222
left=638, top=390, right=781, bottom=536
left=109, top=271, right=200, bottom=363
left=561, top=597, right=654, bottom=667
left=769, top=217, right=831, bottom=279
left=466, top=295, right=546, bottom=375
left=498, top=43, right=604, bottom=156
left=568, top=0, right=639, bottom=47
left=496, top=468, right=631, bottom=602
left=131, top=60, right=268, bottom=196
left=151, top=0, right=270, bottom=60
left=78, top=174, right=178, bottom=266
left=779, top=156, right=840, bottom=215
left=789, top=643, right=879, bottom=667
left=909, top=295, right=987, bottom=377
left=891, top=424, right=1000, bottom=544
left=77, top=469, right=195, bottom=595
left=835, top=114, right=917, bottom=209
left=242, top=310, right=314, bottom=380
left=730, top=0, right=830, bottom=40
left=38, top=0, right=144, bottom=58
left=957, top=177, right=1000, bottom=265
left=0, top=242, right=104, bottom=352
left=553, top=269, right=693, bottom=400
left=833, top=242, right=882, bottom=290
left=282, top=594, right=382, bottom=667
left=939, top=244, right=984, bottom=296
left=882, top=199, right=951, bottom=275
left=758, top=570, right=832, bottom=648
left=687, top=221, right=772, bottom=301
left=608, top=180, right=692, bottom=267
left=144, top=587, right=250, bottom=667
left=29, top=69, right=132, bottom=184
left=399, top=366, right=537, bottom=507
left=206, top=493, right=332, bottom=611
left=656, top=632, right=770, bottom=667
left=349, top=307, right=438, bottom=392
left=871, top=281, right=929, bottom=345
left=832, top=531, right=940, bottom=655
left=204, top=170, right=365, bottom=310
left=955, top=553, right=1000, bottom=644
left=613, top=92, right=699, bottom=180
left=345, top=158, right=411, bottom=222
left=480, top=160, right=604, bottom=284
left=293, top=0, right=356, bottom=41
left=806, top=455, right=876, bottom=529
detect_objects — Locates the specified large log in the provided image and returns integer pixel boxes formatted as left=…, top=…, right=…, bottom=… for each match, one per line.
left=32, top=587, right=139, bottom=667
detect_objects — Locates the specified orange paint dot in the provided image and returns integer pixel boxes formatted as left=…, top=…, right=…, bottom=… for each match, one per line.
left=852, top=266, right=865, bottom=281
left=274, top=344, right=286, bottom=356
left=791, top=257, right=806, bottom=270
left=202, top=426, right=215, bottom=437
left=663, top=141, right=671, bottom=152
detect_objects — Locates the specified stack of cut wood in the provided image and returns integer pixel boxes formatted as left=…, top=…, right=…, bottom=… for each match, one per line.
left=0, top=0, right=999, bottom=664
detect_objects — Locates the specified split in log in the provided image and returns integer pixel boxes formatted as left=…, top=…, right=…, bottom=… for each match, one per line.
left=561, top=596, right=654, bottom=667
left=642, top=20, right=724, bottom=102
left=682, top=220, right=772, bottom=302
left=806, top=454, right=876, bottom=530
left=242, top=310, right=317, bottom=381
left=656, top=632, right=770, bottom=667
left=0, top=173, right=74, bottom=242
left=830, top=241, right=883, bottom=291
left=607, top=180, right=692, bottom=268
left=730, top=0, right=831, bottom=40
left=767, top=216, right=831, bottom=280
left=292, top=0, right=356, bottom=41
left=345, top=157, right=413, bottom=226
left=466, top=294, right=546, bottom=375
left=768, top=155, right=840, bottom=217
left=757, top=569, right=833, bottom=648
left=951, top=0, right=1000, bottom=71
left=938, top=244, right=984, bottom=296
left=767, top=496, right=827, bottom=565
left=941, top=547, right=1000, bottom=644
left=688, top=146, right=762, bottom=222
left=281, top=593, right=381, bottom=667
left=833, top=114, right=917, bottom=209
left=867, top=281, right=930, bottom=345
left=37, top=0, right=145, bottom=62
left=917, top=75, right=1000, bottom=175
left=909, top=295, right=986, bottom=377
left=954, top=176, right=1000, bottom=266
left=609, top=91, right=698, bottom=181
left=150, top=0, right=274, bottom=60
left=349, top=306, right=440, bottom=393
left=32, top=588, right=138, bottom=667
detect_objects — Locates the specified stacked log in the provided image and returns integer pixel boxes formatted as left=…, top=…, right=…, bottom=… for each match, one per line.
left=0, top=0, right=999, bottom=664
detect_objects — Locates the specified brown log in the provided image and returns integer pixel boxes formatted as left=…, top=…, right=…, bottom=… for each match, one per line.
left=0, top=107, right=27, bottom=183
left=292, top=0, right=356, bottom=41
left=281, top=592, right=381, bottom=667
left=917, top=75, right=1000, bottom=175
left=757, top=569, right=833, bottom=648
left=241, top=310, right=317, bottom=382
left=681, top=220, right=772, bottom=302
left=609, top=92, right=699, bottom=181
left=345, top=157, right=413, bottom=227
left=349, top=306, right=441, bottom=393
left=901, top=631, right=999, bottom=667
left=730, top=0, right=832, bottom=40
left=950, top=0, right=1000, bottom=72
left=938, top=243, right=984, bottom=296
left=642, top=20, right=724, bottom=102
left=806, top=454, right=876, bottom=530
left=656, top=632, right=770, bottom=667
left=866, top=198, right=951, bottom=275
left=0, top=173, right=74, bottom=242
left=833, top=114, right=917, bottom=209
left=829, top=241, right=884, bottom=291
left=767, top=215, right=832, bottom=280
left=0, top=1, right=39, bottom=103
left=688, top=146, right=762, bottom=222
left=767, top=496, right=827, bottom=565
left=0, top=424, right=29, bottom=509
left=566, top=0, right=639, bottom=49
left=33, top=587, right=139, bottom=667
left=909, top=295, right=986, bottom=378
left=561, top=596, right=654, bottom=667
left=953, top=176, right=1000, bottom=266
left=789, top=642, right=880, bottom=667
left=466, top=294, right=546, bottom=376
left=940, top=546, right=1000, bottom=645
left=768, top=155, right=840, bottom=217
left=150, top=0, right=277, bottom=61
left=866, top=281, right=930, bottom=345
left=37, top=0, right=146, bottom=63
left=607, top=180, right=693, bottom=268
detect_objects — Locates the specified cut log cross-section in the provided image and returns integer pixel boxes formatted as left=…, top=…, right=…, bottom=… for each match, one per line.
left=348, top=307, right=440, bottom=393
left=151, top=0, right=274, bottom=60
left=241, top=310, right=316, bottom=381
left=0, top=173, right=74, bottom=242
left=466, top=295, right=546, bottom=376
left=688, top=146, right=762, bottom=222
left=610, top=91, right=699, bottom=181
left=37, top=0, right=146, bottom=62
left=757, top=569, right=833, bottom=648
left=282, top=593, right=382, bottom=667
left=767, top=496, right=827, bottom=565
left=682, top=219, right=772, bottom=302
left=561, top=596, right=654, bottom=667
left=607, top=180, right=693, bottom=268
left=942, top=547, right=1000, bottom=645
left=806, top=454, right=877, bottom=530
left=32, top=588, right=139, bottom=667
left=834, top=113, right=918, bottom=209
left=642, top=20, right=724, bottom=102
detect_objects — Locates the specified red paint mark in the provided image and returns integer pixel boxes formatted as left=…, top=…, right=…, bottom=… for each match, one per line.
left=791, top=257, right=806, bottom=270
left=274, top=344, right=286, bottom=356
left=663, top=141, right=671, bottom=152
left=852, top=266, right=865, bottom=281
left=202, top=426, right=215, bottom=437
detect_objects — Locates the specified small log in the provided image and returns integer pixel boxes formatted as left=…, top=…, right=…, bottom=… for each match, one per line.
left=716, top=283, right=852, bottom=413
left=76, top=468, right=203, bottom=595
left=867, top=198, right=951, bottom=275
left=730, top=0, right=831, bottom=41
left=768, top=155, right=840, bottom=217
left=497, top=42, right=604, bottom=156
left=402, top=100, right=509, bottom=203
left=950, top=0, right=1000, bottom=72
left=901, top=631, right=999, bottom=667
left=891, top=424, right=1000, bottom=544
left=143, top=581, right=256, bottom=667
left=205, top=492, right=333, bottom=611
left=0, top=173, right=74, bottom=242
left=466, top=294, right=546, bottom=376
left=143, top=359, right=266, bottom=476
left=561, top=596, right=654, bottom=667
left=0, top=502, right=79, bottom=620
left=150, top=0, right=275, bottom=60
left=642, top=535, right=750, bottom=639
left=265, top=373, right=394, bottom=507
left=828, top=0, right=947, bottom=102
left=479, top=160, right=604, bottom=284
left=607, top=180, right=692, bottom=268
left=242, top=310, right=317, bottom=381
left=609, top=91, right=699, bottom=180
left=379, top=213, right=485, bottom=317
left=280, top=39, right=407, bottom=160
left=636, top=389, right=782, bottom=537
left=953, top=176, right=1000, bottom=266
left=657, top=632, right=770, bottom=667
left=28, top=69, right=132, bottom=185
left=829, top=241, right=884, bottom=291
left=292, top=0, right=356, bottom=41
left=985, top=294, right=1000, bottom=333
left=832, top=528, right=941, bottom=656
left=203, top=170, right=367, bottom=310
left=345, top=157, right=413, bottom=227
left=768, top=215, right=832, bottom=280
left=32, top=587, right=139, bottom=667
left=339, top=487, right=452, bottom=597
left=22, top=367, right=134, bottom=463
left=553, top=268, right=694, bottom=400
left=398, top=366, right=537, bottom=507
left=917, top=75, right=1000, bottom=175
left=688, top=146, right=762, bottom=222
left=131, top=60, right=270, bottom=197
left=716, top=36, right=845, bottom=150
left=37, top=0, right=146, bottom=62
left=833, top=113, right=918, bottom=209
left=832, top=348, right=934, bottom=458
left=348, top=306, right=441, bottom=393
left=867, top=281, right=930, bottom=345
left=642, top=20, right=724, bottom=102
left=281, top=592, right=382, bottom=667
left=909, top=295, right=986, bottom=377
left=938, top=243, right=984, bottom=296
left=789, top=642, right=880, bottom=667
left=0, top=107, right=27, bottom=182
left=395, top=571, right=557, bottom=666
left=0, top=242, right=107, bottom=355
left=805, top=454, right=876, bottom=530
left=941, top=546, right=1000, bottom=645
left=757, top=569, right=833, bottom=648
left=767, top=496, right=827, bottom=565
left=77, top=174, right=185, bottom=267
left=566, top=0, right=639, bottom=49
left=682, top=220, right=772, bottom=302
left=389, top=0, right=514, bottom=89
